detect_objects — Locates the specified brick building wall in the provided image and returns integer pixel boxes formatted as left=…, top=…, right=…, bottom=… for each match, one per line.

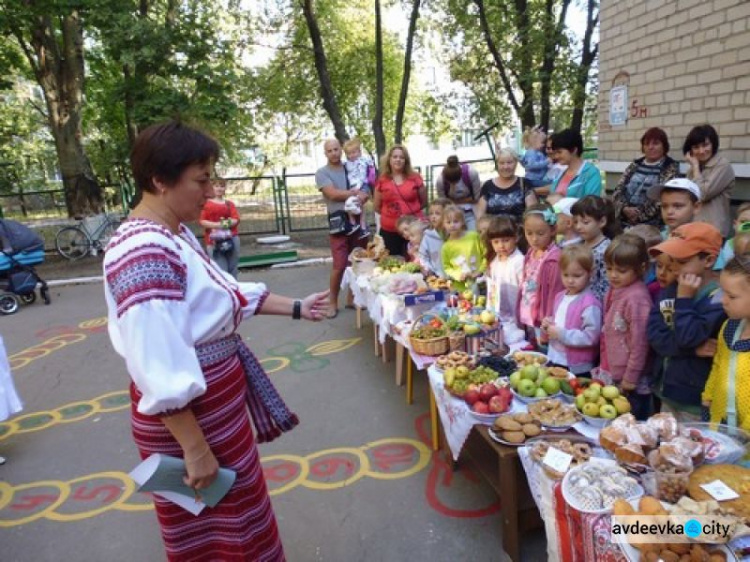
left=598, top=0, right=750, bottom=197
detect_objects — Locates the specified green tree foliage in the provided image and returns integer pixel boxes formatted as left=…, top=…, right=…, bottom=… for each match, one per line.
left=439, top=0, right=598, bottom=134
left=260, top=0, right=410, bottom=156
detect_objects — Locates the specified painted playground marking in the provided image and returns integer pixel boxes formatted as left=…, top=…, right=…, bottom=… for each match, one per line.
left=0, top=438, right=430, bottom=526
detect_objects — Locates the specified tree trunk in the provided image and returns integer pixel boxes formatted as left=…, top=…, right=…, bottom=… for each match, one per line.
left=372, top=0, right=386, bottom=157
left=394, top=0, right=421, bottom=146
left=539, top=0, right=571, bottom=131
left=473, top=0, right=521, bottom=116
left=14, top=8, right=103, bottom=217
left=301, top=0, right=349, bottom=143
left=570, top=0, right=599, bottom=133
left=511, top=0, right=536, bottom=129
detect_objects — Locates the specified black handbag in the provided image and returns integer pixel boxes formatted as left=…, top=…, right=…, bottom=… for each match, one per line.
left=327, top=166, right=352, bottom=235
left=215, top=237, right=234, bottom=254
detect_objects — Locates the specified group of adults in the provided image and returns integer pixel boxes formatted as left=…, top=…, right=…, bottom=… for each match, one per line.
left=317, top=124, right=736, bottom=313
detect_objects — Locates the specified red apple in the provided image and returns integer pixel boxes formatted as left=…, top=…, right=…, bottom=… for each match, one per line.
left=472, top=401, right=490, bottom=414
left=464, top=389, right=480, bottom=406
left=488, top=395, right=509, bottom=414
left=479, top=383, right=498, bottom=401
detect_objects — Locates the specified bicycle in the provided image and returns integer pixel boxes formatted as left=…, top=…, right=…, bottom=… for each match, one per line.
left=55, top=213, right=121, bottom=260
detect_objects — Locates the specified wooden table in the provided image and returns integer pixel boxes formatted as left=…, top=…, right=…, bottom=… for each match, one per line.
left=442, top=425, right=543, bottom=562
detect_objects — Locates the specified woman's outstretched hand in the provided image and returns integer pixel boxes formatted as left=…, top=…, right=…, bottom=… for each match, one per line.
left=301, top=290, right=331, bottom=321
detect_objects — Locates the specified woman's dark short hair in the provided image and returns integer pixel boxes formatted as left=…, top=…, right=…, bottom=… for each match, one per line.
left=131, top=121, right=220, bottom=193
left=550, top=129, right=584, bottom=157
left=682, top=124, right=719, bottom=156
left=641, top=127, right=670, bottom=155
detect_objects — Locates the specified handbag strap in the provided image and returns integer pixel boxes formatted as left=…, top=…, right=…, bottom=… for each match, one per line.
left=391, top=177, right=420, bottom=216
left=726, top=319, right=744, bottom=428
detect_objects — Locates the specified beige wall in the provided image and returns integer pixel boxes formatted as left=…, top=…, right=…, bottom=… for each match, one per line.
left=598, top=0, right=750, bottom=185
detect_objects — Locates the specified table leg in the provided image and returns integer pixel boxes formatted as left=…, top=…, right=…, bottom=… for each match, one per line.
left=395, top=343, right=404, bottom=386
left=498, top=453, right=521, bottom=562
left=355, top=306, right=362, bottom=330
left=373, top=324, right=380, bottom=357
left=406, top=356, right=413, bottom=405
left=429, top=387, right=439, bottom=451
left=381, top=335, right=389, bottom=363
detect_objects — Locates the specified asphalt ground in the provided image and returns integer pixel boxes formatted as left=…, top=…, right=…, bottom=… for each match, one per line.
left=0, top=264, right=546, bottom=562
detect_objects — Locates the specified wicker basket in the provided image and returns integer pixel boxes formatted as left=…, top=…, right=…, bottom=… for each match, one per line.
left=448, top=331, right=466, bottom=352
left=409, top=313, right=450, bottom=356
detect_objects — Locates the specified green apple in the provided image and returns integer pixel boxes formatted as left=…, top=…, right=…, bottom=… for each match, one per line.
left=537, top=367, right=549, bottom=383
left=509, top=371, right=522, bottom=390
left=582, top=402, right=600, bottom=417
left=613, top=397, right=632, bottom=414
left=456, top=366, right=470, bottom=379
left=541, top=377, right=561, bottom=395
left=462, top=289, right=474, bottom=301
left=575, top=394, right=586, bottom=410
left=534, top=387, right=548, bottom=398
left=479, top=310, right=495, bottom=324
left=520, top=364, right=539, bottom=381
left=476, top=296, right=486, bottom=307
left=584, top=386, right=601, bottom=402
left=597, top=396, right=608, bottom=407
left=599, top=404, right=618, bottom=419
left=602, top=385, right=620, bottom=400
left=463, top=323, right=481, bottom=335
left=518, top=379, right=537, bottom=397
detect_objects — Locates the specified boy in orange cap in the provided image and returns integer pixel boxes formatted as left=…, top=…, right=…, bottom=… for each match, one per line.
left=646, top=222, right=727, bottom=421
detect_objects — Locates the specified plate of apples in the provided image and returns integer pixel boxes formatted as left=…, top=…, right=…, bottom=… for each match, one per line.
left=464, top=380, right=513, bottom=423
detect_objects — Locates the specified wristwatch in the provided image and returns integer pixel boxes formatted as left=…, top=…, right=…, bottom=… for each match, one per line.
left=292, top=300, right=302, bottom=320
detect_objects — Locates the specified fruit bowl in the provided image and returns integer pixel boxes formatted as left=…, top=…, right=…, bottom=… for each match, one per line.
left=469, top=410, right=506, bottom=425
left=579, top=410, right=614, bottom=428
left=504, top=351, right=549, bottom=367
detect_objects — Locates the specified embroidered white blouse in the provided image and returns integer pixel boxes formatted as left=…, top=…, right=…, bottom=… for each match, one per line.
left=104, top=219, right=267, bottom=416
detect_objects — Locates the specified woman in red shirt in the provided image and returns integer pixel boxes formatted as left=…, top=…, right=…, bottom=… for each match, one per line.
left=372, top=145, right=427, bottom=257
left=199, top=178, right=241, bottom=278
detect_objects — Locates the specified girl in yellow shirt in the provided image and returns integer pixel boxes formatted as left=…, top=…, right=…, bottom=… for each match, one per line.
left=702, top=255, right=750, bottom=430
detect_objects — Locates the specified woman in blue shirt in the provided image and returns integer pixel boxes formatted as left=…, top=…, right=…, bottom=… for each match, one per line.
left=548, top=129, right=603, bottom=204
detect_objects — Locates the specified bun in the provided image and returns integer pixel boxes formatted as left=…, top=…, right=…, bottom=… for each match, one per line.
left=599, top=426, right=627, bottom=452
left=615, top=443, right=647, bottom=466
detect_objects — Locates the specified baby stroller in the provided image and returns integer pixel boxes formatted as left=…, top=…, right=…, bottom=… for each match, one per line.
left=0, top=219, right=51, bottom=315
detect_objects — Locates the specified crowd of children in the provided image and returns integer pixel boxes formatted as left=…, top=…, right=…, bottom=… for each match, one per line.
left=386, top=177, right=749, bottom=430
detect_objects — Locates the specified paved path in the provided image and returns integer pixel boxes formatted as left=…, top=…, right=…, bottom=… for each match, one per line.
left=0, top=265, right=545, bottom=562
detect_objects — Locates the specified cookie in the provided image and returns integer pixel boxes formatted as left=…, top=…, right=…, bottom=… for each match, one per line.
left=502, top=431, right=526, bottom=444
left=522, top=423, right=541, bottom=437
left=495, top=417, right=522, bottom=431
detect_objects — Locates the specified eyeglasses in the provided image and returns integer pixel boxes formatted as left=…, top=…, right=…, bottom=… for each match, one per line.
left=737, top=221, right=750, bottom=233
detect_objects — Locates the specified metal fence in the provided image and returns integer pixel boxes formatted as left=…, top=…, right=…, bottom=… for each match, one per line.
left=0, top=157, right=504, bottom=234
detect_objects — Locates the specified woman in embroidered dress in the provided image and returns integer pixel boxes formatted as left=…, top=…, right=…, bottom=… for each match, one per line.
left=104, top=121, right=329, bottom=562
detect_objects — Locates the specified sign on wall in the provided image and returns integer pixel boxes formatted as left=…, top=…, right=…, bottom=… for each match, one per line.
left=609, top=85, right=628, bottom=126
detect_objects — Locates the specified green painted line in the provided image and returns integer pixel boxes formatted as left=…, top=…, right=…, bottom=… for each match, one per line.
left=238, top=250, right=298, bottom=269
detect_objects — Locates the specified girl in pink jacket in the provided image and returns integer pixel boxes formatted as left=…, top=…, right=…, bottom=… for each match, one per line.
left=518, top=203, right=564, bottom=348
left=600, top=234, right=654, bottom=419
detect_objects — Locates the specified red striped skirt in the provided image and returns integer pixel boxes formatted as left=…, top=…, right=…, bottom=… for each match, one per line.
left=131, top=344, right=285, bottom=562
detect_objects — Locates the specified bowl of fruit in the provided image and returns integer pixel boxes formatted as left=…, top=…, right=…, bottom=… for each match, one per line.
left=574, top=383, right=632, bottom=427
left=465, top=382, right=513, bottom=423
left=442, top=365, right=503, bottom=399
left=508, top=364, right=564, bottom=404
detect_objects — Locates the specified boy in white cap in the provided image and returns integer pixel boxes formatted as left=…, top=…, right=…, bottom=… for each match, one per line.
left=553, top=197, right=582, bottom=247
left=646, top=178, right=702, bottom=240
